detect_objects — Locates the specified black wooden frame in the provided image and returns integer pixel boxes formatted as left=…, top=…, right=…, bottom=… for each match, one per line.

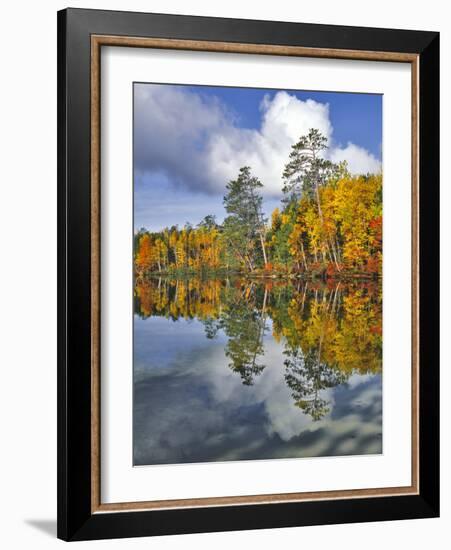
left=57, top=7, right=439, bottom=541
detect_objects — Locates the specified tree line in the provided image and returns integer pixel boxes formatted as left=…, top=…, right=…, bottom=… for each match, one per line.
left=135, top=129, right=382, bottom=278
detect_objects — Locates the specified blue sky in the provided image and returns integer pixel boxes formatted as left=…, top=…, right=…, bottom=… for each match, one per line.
left=184, top=85, right=382, bottom=158
left=134, top=83, right=382, bottom=231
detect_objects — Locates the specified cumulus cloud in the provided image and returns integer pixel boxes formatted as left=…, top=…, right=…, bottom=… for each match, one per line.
left=330, top=143, right=381, bottom=175
left=206, top=92, right=333, bottom=196
left=134, top=84, right=381, bottom=199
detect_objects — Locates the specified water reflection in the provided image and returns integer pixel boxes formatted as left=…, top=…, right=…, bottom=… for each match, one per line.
left=133, top=277, right=382, bottom=465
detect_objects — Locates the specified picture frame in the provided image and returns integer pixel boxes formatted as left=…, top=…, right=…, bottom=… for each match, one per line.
left=57, top=7, right=439, bottom=541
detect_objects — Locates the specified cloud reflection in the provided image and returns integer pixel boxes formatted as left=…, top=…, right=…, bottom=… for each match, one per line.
left=133, top=317, right=382, bottom=465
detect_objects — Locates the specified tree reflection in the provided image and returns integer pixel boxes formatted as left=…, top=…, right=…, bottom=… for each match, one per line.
left=284, top=348, right=347, bottom=421
left=220, top=283, right=268, bottom=385
left=134, top=276, right=382, bottom=419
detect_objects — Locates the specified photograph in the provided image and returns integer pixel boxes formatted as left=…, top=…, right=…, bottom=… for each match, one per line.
left=52, top=4, right=440, bottom=543
left=133, top=83, right=383, bottom=466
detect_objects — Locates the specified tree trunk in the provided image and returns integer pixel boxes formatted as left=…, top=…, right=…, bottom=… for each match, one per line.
left=334, top=236, right=342, bottom=262
left=315, top=185, right=324, bottom=221
left=259, top=231, right=268, bottom=266
left=262, top=286, right=268, bottom=315
left=300, top=240, right=308, bottom=270
left=328, top=239, right=341, bottom=271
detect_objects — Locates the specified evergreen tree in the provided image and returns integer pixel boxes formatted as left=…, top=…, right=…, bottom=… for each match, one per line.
left=223, top=166, right=268, bottom=268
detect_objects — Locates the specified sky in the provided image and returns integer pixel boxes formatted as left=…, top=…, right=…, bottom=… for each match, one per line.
left=134, top=83, right=382, bottom=232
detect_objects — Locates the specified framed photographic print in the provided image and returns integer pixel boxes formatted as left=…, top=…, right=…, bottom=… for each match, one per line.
left=57, top=8, right=439, bottom=541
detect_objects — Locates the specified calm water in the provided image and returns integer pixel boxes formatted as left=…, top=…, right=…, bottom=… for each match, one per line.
left=133, top=277, right=382, bottom=466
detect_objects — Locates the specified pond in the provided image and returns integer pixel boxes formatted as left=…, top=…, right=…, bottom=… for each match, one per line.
left=133, top=277, right=382, bottom=466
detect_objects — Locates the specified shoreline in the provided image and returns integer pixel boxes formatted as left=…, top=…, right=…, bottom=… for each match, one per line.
left=136, top=270, right=381, bottom=282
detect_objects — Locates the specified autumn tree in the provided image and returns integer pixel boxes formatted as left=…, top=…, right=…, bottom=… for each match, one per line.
left=283, top=129, right=345, bottom=270
left=135, top=233, right=154, bottom=272
left=134, top=130, right=381, bottom=277
left=267, top=206, right=296, bottom=270
left=333, top=174, right=382, bottom=270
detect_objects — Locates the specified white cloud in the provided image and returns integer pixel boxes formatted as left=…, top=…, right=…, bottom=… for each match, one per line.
left=207, top=92, right=333, bottom=196
left=135, top=84, right=381, bottom=199
left=330, top=142, right=382, bottom=175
